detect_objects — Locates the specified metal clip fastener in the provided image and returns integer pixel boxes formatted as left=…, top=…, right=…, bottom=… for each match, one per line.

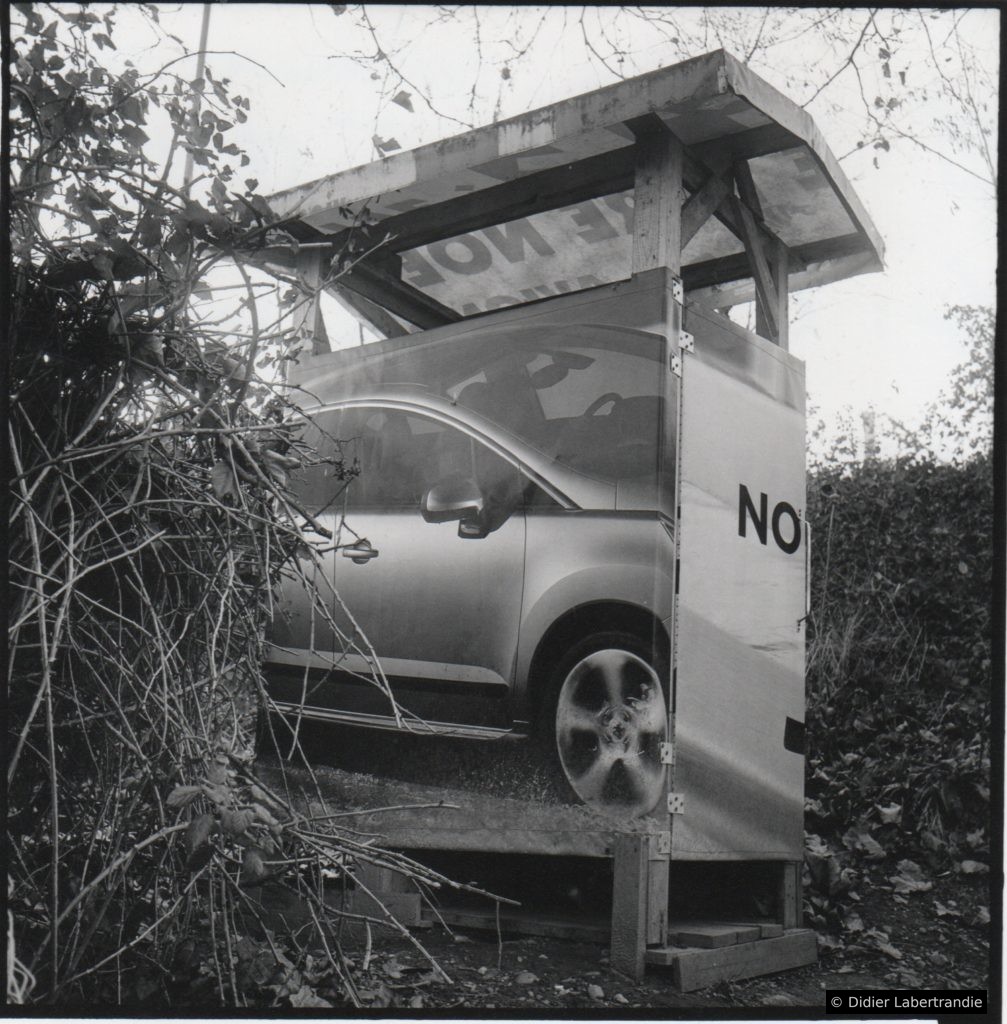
left=679, top=330, right=694, bottom=353
left=672, top=279, right=684, bottom=305
left=660, top=741, right=674, bottom=766
left=670, top=353, right=682, bottom=377
left=667, top=792, right=685, bottom=814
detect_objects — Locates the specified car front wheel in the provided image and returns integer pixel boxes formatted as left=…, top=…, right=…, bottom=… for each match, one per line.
left=546, top=632, right=668, bottom=820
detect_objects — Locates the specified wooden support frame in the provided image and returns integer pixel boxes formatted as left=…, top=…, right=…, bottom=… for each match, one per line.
left=291, top=121, right=798, bottom=262
left=328, top=283, right=414, bottom=340
left=347, top=861, right=423, bottom=925
left=780, top=861, right=803, bottom=930
left=339, top=259, right=460, bottom=330
left=732, top=194, right=779, bottom=342
left=646, top=929, right=818, bottom=991
left=628, top=115, right=685, bottom=277
left=289, top=249, right=330, bottom=355
left=610, top=834, right=650, bottom=981
left=684, top=231, right=863, bottom=300
left=770, top=235, right=790, bottom=351
left=267, top=122, right=803, bottom=337
left=731, top=159, right=792, bottom=347
left=681, top=171, right=733, bottom=248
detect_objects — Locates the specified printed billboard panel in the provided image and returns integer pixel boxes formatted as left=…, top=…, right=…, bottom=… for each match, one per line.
left=399, top=192, right=742, bottom=317
left=266, top=274, right=681, bottom=849
left=672, top=307, right=807, bottom=860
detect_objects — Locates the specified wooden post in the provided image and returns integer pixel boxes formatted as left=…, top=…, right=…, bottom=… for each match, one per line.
left=647, top=837, right=669, bottom=946
left=291, top=249, right=330, bottom=356
left=623, top=118, right=682, bottom=969
left=733, top=158, right=792, bottom=347
left=780, top=861, right=802, bottom=929
left=772, top=236, right=790, bottom=351
left=610, top=834, right=650, bottom=981
left=630, top=117, right=685, bottom=276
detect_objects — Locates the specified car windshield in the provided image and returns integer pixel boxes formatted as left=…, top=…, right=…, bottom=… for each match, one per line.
left=374, top=325, right=668, bottom=488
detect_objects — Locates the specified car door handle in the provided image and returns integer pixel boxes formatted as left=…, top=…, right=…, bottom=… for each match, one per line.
left=342, top=541, right=379, bottom=564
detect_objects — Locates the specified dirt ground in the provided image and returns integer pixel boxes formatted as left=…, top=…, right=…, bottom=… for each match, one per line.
left=332, top=869, right=991, bottom=1011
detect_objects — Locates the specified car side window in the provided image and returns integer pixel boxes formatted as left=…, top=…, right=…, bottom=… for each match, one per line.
left=339, top=407, right=527, bottom=515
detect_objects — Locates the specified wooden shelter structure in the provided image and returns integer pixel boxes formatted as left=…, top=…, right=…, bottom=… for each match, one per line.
left=260, top=49, right=883, bottom=985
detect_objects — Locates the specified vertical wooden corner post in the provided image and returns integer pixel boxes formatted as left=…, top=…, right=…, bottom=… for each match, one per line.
left=289, top=249, right=330, bottom=357
left=780, top=861, right=803, bottom=930
left=609, top=114, right=683, bottom=982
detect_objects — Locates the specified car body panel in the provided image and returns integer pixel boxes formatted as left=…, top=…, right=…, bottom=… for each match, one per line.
left=516, top=510, right=675, bottom=705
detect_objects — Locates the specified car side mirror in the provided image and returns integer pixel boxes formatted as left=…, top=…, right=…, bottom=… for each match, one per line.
left=421, top=475, right=484, bottom=525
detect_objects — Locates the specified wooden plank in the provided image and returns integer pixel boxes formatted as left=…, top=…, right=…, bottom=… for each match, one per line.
left=681, top=173, right=733, bottom=248
left=646, top=855, right=669, bottom=946
left=730, top=194, right=778, bottom=342
left=288, top=249, right=330, bottom=356
left=329, top=282, right=413, bottom=340
left=339, top=259, right=460, bottom=329
left=346, top=889, right=424, bottom=926
left=320, top=123, right=793, bottom=263
left=692, top=121, right=801, bottom=168
left=734, top=921, right=785, bottom=939
left=733, top=159, right=765, bottom=222
left=675, top=929, right=817, bottom=991
left=645, top=929, right=817, bottom=991
left=256, top=761, right=638, bottom=858
left=345, top=147, right=635, bottom=258
left=356, top=861, right=413, bottom=893
left=424, top=906, right=610, bottom=943
left=610, top=833, right=650, bottom=981
left=771, top=236, right=790, bottom=351
left=732, top=161, right=791, bottom=346
left=780, top=862, right=802, bottom=929
left=685, top=233, right=872, bottom=306
left=667, top=923, right=762, bottom=948
left=629, top=116, right=684, bottom=276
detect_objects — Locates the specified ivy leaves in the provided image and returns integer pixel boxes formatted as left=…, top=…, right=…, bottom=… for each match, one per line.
left=167, top=761, right=286, bottom=882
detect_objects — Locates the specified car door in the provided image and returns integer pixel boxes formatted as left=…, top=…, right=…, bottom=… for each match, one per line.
left=326, top=404, right=527, bottom=729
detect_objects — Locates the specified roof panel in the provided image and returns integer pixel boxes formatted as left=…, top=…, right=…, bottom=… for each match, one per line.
left=749, top=147, right=855, bottom=247
left=269, top=49, right=883, bottom=317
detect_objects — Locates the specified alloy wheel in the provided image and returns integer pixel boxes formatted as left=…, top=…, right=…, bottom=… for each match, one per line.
left=555, top=647, right=667, bottom=819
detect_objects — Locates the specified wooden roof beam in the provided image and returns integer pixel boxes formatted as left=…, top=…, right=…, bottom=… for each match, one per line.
left=327, top=284, right=415, bottom=340
left=306, top=122, right=799, bottom=263
left=327, top=147, right=637, bottom=260
left=338, top=259, right=461, bottom=330
left=683, top=231, right=865, bottom=293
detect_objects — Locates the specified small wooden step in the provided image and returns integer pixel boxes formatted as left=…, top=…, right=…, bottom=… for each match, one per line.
left=644, top=928, right=817, bottom=992
left=666, top=922, right=762, bottom=948
left=734, top=920, right=784, bottom=939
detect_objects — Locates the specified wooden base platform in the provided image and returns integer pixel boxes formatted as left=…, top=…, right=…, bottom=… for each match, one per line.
left=257, top=759, right=663, bottom=858
left=255, top=758, right=810, bottom=988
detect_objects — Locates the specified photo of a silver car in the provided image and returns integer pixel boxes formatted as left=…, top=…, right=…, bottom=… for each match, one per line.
left=266, top=323, right=675, bottom=819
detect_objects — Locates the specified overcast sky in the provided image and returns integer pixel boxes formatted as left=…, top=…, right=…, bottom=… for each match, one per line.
left=111, top=4, right=999, bottom=456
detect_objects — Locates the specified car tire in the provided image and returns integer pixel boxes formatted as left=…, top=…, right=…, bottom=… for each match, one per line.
left=540, top=631, right=669, bottom=820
